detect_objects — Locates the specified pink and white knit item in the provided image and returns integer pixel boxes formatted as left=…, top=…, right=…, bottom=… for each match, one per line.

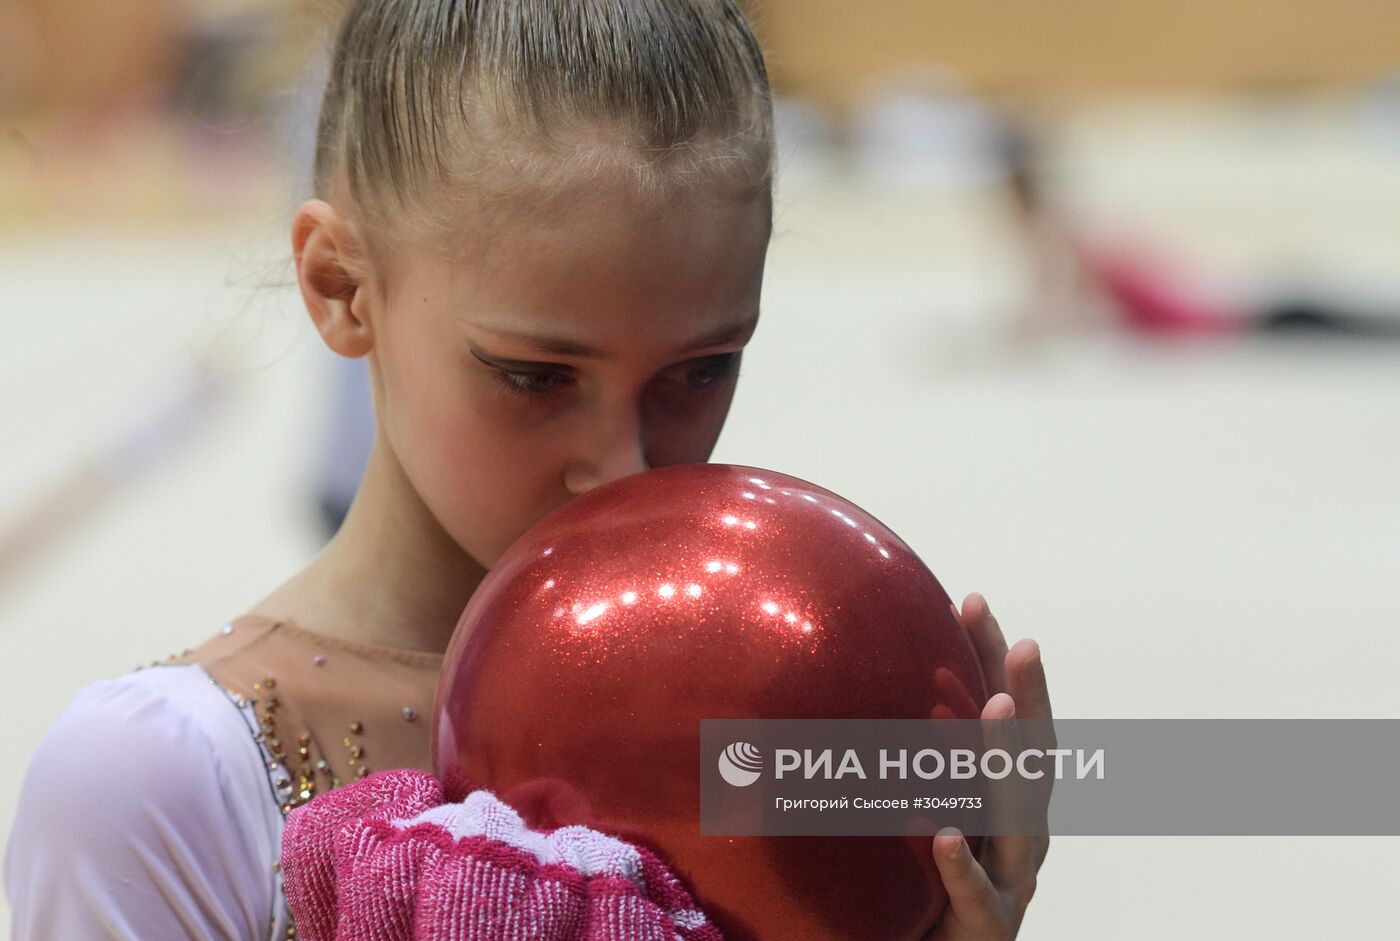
left=280, top=769, right=724, bottom=941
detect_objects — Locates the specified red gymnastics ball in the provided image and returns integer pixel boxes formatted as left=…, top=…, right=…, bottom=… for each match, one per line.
left=433, top=464, right=986, bottom=940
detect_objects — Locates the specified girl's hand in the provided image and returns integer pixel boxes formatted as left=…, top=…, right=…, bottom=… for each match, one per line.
left=926, top=593, right=1055, bottom=940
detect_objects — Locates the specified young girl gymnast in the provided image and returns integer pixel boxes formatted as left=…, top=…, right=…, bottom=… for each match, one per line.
left=6, top=2, right=1053, bottom=938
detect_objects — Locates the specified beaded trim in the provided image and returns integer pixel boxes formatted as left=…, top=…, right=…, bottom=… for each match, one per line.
left=190, top=664, right=298, bottom=940
left=139, top=617, right=428, bottom=939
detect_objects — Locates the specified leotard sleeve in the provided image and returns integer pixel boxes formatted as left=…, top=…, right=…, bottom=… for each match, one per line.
left=6, top=665, right=286, bottom=940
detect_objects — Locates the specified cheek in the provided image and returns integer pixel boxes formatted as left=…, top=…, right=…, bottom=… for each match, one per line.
left=384, top=349, right=476, bottom=472
left=379, top=346, right=561, bottom=555
left=423, top=390, right=560, bottom=500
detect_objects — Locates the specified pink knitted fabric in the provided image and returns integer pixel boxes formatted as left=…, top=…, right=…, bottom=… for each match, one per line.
left=281, top=770, right=724, bottom=941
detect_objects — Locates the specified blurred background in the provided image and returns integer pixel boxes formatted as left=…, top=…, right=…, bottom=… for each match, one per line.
left=3, top=0, right=1399, bottom=936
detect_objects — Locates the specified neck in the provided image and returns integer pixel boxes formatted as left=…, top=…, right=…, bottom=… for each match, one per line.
left=252, top=435, right=487, bottom=654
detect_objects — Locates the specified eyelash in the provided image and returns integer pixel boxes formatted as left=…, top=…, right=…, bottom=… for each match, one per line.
left=491, top=368, right=572, bottom=397
left=489, top=353, right=741, bottom=400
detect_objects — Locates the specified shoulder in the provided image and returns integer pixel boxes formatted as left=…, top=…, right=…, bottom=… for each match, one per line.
left=29, top=665, right=265, bottom=799
left=6, top=665, right=284, bottom=940
left=15, top=664, right=280, bottom=836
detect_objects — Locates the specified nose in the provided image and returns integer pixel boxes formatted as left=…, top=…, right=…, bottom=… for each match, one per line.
left=563, top=406, right=650, bottom=496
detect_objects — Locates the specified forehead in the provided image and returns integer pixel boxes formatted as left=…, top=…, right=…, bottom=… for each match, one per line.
left=403, top=171, right=772, bottom=353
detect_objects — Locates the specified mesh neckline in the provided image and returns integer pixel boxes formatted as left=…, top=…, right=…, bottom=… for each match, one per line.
left=230, top=613, right=446, bottom=669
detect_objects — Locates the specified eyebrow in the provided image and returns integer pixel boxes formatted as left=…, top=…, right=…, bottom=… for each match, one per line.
left=468, top=316, right=759, bottom=359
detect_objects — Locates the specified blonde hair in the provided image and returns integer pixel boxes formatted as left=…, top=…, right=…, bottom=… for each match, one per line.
left=313, top=0, right=773, bottom=246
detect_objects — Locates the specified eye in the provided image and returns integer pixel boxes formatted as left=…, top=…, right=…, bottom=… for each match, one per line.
left=470, top=347, right=576, bottom=400
left=680, top=352, right=741, bottom=389
left=492, top=367, right=574, bottom=397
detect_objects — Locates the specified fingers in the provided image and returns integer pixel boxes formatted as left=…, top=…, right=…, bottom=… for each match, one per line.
left=1005, top=638, right=1056, bottom=869
left=956, top=594, right=1057, bottom=876
left=1006, top=639, right=1054, bottom=729
left=931, top=828, right=1002, bottom=935
left=953, top=592, right=1008, bottom=694
left=1004, top=639, right=1056, bottom=787
left=980, top=691, right=1014, bottom=722
left=980, top=694, right=1037, bottom=888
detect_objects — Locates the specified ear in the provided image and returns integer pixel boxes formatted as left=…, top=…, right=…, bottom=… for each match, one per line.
left=291, top=199, right=376, bottom=358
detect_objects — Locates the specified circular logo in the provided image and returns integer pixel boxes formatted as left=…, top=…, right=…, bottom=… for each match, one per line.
left=718, top=741, right=763, bottom=787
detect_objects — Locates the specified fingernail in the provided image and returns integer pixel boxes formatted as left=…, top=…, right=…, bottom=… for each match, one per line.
left=991, top=693, right=1015, bottom=719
